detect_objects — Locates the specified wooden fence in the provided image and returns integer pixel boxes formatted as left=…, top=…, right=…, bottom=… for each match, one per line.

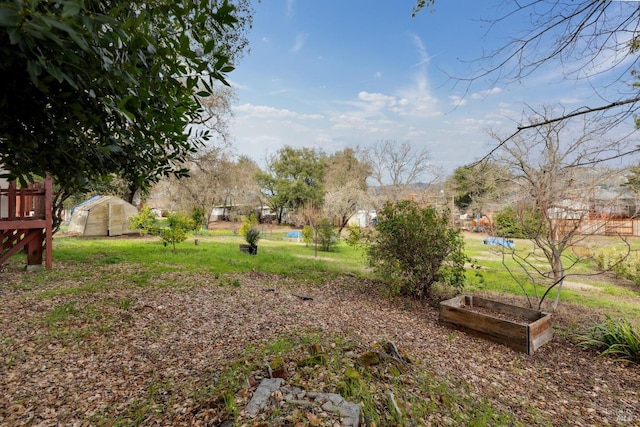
left=556, top=218, right=640, bottom=237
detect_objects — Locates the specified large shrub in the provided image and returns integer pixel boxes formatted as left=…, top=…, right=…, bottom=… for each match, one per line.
left=494, top=205, right=545, bottom=239
left=239, top=213, right=259, bottom=238
left=129, top=206, right=160, bottom=235
left=366, top=200, right=467, bottom=299
left=493, top=206, right=525, bottom=238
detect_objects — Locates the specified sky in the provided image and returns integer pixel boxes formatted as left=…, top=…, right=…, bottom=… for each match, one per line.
left=226, top=0, right=640, bottom=178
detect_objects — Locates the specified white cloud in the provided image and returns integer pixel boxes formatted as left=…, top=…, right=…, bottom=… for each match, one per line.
left=470, top=87, right=503, bottom=99
left=357, top=91, right=397, bottom=106
left=330, top=113, right=397, bottom=134
left=286, top=0, right=295, bottom=17
left=228, top=79, right=250, bottom=91
left=389, top=40, right=442, bottom=118
left=406, top=128, right=428, bottom=139
left=290, top=33, right=308, bottom=53
left=410, top=34, right=431, bottom=67
left=449, top=95, right=467, bottom=107
left=393, top=78, right=442, bottom=117
left=374, top=71, right=382, bottom=79
left=234, top=104, right=323, bottom=120
left=406, top=102, right=443, bottom=118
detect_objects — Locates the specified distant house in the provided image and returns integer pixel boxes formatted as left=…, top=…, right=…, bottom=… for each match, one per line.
left=347, top=210, right=377, bottom=228
left=208, top=204, right=285, bottom=225
left=68, top=196, right=138, bottom=236
left=210, top=204, right=235, bottom=222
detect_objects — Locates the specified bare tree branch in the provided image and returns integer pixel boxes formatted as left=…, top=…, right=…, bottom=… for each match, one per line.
left=491, top=111, right=636, bottom=310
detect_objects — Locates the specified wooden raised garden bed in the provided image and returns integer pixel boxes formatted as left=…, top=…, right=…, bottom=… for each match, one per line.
left=439, top=295, right=553, bottom=354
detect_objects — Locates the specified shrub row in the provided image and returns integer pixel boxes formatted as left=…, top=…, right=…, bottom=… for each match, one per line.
left=592, top=248, right=640, bottom=285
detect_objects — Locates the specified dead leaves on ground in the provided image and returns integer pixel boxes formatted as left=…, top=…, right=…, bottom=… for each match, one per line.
left=0, top=264, right=639, bottom=425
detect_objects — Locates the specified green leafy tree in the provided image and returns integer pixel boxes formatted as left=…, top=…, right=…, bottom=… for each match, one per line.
left=256, top=146, right=326, bottom=224
left=301, top=225, right=313, bottom=247
left=161, top=213, right=196, bottom=252
left=0, top=0, right=252, bottom=227
left=130, top=207, right=194, bottom=251
left=494, top=205, right=546, bottom=239
left=239, top=213, right=259, bottom=238
left=366, top=200, right=466, bottom=299
left=191, top=206, right=207, bottom=232
left=448, top=162, right=507, bottom=212
left=345, top=224, right=366, bottom=248
left=493, top=206, right=525, bottom=239
left=315, top=217, right=338, bottom=252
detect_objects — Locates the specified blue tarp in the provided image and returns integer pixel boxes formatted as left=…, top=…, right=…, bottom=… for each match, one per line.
left=286, top=231, right=302, bottom=238
left=483, top=237, right=515, bottom=249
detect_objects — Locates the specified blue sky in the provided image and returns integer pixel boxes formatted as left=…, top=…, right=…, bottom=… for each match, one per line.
left=227, top=0, right=638, bottom=177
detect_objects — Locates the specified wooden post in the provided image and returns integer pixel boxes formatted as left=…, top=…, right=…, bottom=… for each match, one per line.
left=7, top=181, right=15, bottom=220
left=44, top=175, right=53, bottom=269
left=26, top=230, right=44, bottom=266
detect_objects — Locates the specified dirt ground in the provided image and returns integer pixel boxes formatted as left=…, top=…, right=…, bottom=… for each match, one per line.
left=1, top=263, right=639, bottom=426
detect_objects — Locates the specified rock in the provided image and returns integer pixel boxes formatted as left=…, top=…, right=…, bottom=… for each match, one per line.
left=245, top=378, right=285, bottom=417
left=244, top=380, right=361, bottom=426
left=307, top=391, right=361, bottom=427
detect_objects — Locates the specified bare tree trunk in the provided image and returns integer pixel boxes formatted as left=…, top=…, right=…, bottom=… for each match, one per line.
left=551, top=252, right=565, bottom=311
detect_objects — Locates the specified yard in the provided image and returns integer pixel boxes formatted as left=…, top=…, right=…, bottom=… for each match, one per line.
left=0, top=231, right=639, bottom=426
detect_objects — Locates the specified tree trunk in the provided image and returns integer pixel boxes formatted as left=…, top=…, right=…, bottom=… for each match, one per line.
left=551, top=251, right=564, bottom=311
left=126, top=183, right=140, bottom=207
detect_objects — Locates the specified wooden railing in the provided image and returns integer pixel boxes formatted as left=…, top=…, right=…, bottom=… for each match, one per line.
left=0, top=175, right=53, bottom=268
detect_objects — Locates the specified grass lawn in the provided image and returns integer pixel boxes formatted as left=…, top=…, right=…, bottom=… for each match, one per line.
left=1, top=230, right=638, bottom=425
left=462, top=232, right=640, bottom=325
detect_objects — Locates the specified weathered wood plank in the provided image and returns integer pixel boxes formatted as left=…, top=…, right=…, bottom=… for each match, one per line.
left=440, top=305, right=527, bottom=341
left=439, top=295, right=553, bottom=355
left=529, top=315, right=554, bottom=353
left=108, top=203, right=124, bottom=236
left=441, top=322, right=530, bottom=353
left=471, top=296, right=543, bottom=321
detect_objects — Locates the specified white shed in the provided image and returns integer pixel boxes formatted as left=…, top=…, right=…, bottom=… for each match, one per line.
left=68, top=196, right=138, bottom=236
